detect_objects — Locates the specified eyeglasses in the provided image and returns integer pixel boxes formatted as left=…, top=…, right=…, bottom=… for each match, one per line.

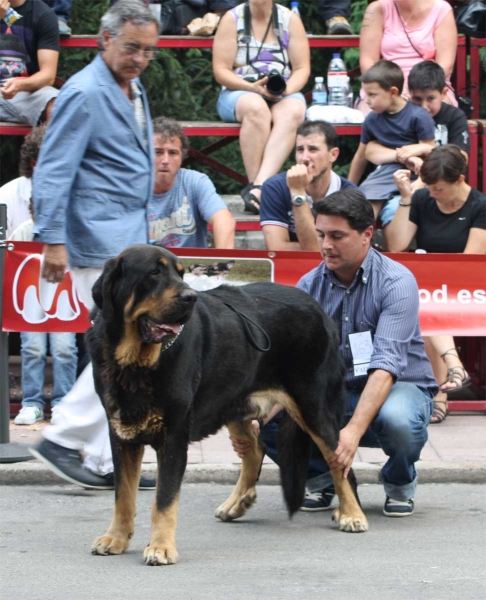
left=117, top=41, right=159, bottom=60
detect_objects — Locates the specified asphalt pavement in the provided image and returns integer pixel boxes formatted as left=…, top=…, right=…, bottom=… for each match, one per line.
left=1, top=483, right=485, bottom=600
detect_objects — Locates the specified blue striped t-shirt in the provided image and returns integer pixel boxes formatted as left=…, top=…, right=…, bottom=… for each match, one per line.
left=297, top=247, right=438, bottom=394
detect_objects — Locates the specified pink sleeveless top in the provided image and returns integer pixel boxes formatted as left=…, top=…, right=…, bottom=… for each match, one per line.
left=380, top=0, right=456, bottom=102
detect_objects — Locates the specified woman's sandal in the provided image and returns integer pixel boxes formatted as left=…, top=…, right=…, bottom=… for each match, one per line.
left=430, top=399, right=449, bottom=424
left=241, top=183, right=262, bottom=215
left=439, top=349, right=472, bottom=392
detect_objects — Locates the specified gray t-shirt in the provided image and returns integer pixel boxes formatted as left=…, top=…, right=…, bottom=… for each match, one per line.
left=148, top=168, right=227, bottom=248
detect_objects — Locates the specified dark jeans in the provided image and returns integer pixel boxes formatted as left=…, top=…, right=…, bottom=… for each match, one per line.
left=317, top=0, right=351, bottom=22
left=260, top=382, right=433, bottom=501
left=43, top=0, right=72, bottom=22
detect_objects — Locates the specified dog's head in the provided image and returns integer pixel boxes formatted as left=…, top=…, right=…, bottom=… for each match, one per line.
left=187, top=264, right=209, bottom=277
left=207, top=261, right=235, bottom=278
left=92, top=244, right=197, bottom=345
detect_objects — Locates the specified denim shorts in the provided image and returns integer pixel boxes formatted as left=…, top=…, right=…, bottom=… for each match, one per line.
left=217, top=88, right=307, bottom=123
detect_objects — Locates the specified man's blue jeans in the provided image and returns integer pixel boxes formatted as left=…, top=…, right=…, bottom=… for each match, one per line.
left=260, top=382, right=433, bottom=502
left=317, top=0, right=351, bottom=22
left=43, top=0, right=72, bottom=22
left=20, top=332, right=77, bottom=409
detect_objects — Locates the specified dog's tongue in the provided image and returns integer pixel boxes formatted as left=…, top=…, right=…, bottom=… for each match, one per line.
left=153, top=323, right=182, bottom=336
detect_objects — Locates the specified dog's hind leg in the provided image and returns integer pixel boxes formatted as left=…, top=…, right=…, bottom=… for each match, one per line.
left=215, top=421, right=264, bottom=522
left=91, top=441, right=144, bottom=556
left=308, top=434, right=368, bottom=533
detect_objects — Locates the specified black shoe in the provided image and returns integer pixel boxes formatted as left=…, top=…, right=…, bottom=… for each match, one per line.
left=300, top=486, right=335, bottom=511
left=30, top=439, right=156, bottom=490
left=30, top=439, right=114, bottom=489
left=98, top=472, right=157, bottom=490
left=383, top=496, right=415, bottom=517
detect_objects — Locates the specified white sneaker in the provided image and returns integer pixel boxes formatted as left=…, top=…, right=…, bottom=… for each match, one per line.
left=14, top=406, right=45, bottom=425
left=50, top=405, right=61, bottom=426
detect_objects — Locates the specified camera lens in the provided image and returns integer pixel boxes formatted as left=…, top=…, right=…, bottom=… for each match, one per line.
left=266, top=71, right=286, bottom=96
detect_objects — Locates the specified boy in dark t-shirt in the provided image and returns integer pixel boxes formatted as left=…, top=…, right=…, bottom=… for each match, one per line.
left=352, top=60, right=435, bottom=224
left=0, top=0, right=59, bottom=125
left=408, top=61, right=470, bottom=157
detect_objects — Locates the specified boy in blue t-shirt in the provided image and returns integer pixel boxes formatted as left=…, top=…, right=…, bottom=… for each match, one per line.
left=349, top=60, right=435, bottom=225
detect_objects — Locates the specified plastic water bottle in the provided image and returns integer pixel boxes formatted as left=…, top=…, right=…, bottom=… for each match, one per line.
left=327, top=53, right=348, bottom=107
left=290, top=2, right=301, bottom=19
left=345, top=76, right=354, bottom=108
left=312, top=77, right=327, bottom=106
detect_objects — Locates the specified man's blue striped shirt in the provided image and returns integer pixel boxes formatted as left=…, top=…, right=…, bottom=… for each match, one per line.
left=297, top=248, right=438, bottom=394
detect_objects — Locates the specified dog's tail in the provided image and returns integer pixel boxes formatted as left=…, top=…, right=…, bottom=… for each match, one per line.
left=277, top=413, right=312, bottom=517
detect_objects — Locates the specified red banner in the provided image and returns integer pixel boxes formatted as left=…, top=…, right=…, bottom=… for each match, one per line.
left=2, top=242, right=90, bottom=333
left=2, top=243, right=486, bottom=336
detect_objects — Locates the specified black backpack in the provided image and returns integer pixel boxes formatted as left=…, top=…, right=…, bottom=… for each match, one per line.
left=159, top=0, right=208, bottom=35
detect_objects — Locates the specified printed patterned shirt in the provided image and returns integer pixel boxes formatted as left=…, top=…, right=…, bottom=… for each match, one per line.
left=148, top=168, right=227, bottom=248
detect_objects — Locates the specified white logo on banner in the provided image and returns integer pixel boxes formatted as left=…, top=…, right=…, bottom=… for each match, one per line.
left=12, top=254, right=82, bottom=323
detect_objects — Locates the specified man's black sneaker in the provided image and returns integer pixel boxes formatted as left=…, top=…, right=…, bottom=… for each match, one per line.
left=99, top=472, right=156, bottom=490
left=300, top=486, right=336, bottom=511
left=30, top=439, right=156, bottom=490
left=383, top=496, right=415, bottom=517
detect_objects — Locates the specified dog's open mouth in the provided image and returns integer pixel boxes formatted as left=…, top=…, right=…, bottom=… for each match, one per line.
left=138, top=316, right=183, bottom=344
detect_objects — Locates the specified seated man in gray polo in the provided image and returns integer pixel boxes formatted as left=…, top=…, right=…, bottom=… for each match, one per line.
left=0, top=0, right=59, bottom=125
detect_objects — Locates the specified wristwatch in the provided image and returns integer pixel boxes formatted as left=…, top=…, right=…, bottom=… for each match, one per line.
left=291, top=194, right=307, bottom=206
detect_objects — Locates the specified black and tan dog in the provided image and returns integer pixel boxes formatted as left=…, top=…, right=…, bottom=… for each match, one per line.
left=87, top=244, right=368, bottom=566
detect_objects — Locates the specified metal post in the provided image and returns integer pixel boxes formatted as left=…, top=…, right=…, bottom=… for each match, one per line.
left=0, top=203, right=34, bottom=462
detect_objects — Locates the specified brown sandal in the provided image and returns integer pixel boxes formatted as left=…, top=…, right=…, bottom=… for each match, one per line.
left=439, top=349, right=472, bottom=392
left=430, top=399, right=449, bottom=424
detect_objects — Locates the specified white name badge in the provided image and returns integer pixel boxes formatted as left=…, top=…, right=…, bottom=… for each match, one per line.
left=349, top=331, right=373, bottom=377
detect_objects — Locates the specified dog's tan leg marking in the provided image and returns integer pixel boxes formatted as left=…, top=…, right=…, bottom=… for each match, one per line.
left=215, top=421, right=264, bottom=521
left=308, top=434, right=368, bottom=533
left=143, top=494, right=180, bottom=566
left=267, top=392, right=368, bottom=533
left=91, top=444, right=143, bottom=556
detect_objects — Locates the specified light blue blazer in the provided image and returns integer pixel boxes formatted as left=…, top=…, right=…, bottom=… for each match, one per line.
left=33, top=54, right=154, bottom=268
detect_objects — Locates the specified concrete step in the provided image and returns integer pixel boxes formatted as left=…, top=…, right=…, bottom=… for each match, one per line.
left=210, top=195, right=265, bottom=250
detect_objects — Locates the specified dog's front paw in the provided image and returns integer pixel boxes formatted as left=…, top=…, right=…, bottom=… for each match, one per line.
left=144, top=544, right=178, bottom=566
left=214, top=489, right=257, bottom=521
left=332, top=508, right=369, bottom=533
left=91, top=533, right=130, bottom=555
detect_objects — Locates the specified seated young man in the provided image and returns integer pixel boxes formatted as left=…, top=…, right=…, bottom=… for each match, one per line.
left=148, top=117, right=235, bottom=249
left=259, top=120, right=357, bottom=251
left=347, top=60, right=435, bottom=228
left=0, top=0, right=59, bottom=125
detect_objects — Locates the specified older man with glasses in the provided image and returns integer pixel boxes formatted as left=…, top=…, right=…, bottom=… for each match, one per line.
left=29, top=0, right=159, bottom=489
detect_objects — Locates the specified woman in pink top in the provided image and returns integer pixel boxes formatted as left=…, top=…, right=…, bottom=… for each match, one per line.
left=358, top=0, right=458, bottom=114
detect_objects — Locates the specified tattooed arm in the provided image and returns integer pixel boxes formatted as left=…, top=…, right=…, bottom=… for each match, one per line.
left=359, top=1, right=384, bottom=74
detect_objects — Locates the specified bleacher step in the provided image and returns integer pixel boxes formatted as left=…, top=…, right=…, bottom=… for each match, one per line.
left=219, top=195, right=265, bottom=250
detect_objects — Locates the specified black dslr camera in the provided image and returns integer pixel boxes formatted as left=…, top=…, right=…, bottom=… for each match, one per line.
left=266, top=70, right=287, bottom=96
left=244, top=69, right=286, bottom=96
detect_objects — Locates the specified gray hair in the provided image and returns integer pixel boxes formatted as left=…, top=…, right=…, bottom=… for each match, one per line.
left=98, top=0, right=159, bottom=44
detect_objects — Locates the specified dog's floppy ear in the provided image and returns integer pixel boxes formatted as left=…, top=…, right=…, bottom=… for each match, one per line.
left=92, top=257, right=122, bottom=323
